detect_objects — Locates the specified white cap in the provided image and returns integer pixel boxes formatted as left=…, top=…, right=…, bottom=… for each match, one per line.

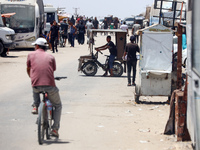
left=32, top=38, right=47, bottom=46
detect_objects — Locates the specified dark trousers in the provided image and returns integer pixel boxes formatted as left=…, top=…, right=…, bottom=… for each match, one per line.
left=69, top=33, right=75, bottom=47
left=135, top=35, right=139, bottom=44
left=127, top=60, right=137, bottom=84
left=51, top=37, right=58, bottom=52
left=78, top=33, right=85, bottom=44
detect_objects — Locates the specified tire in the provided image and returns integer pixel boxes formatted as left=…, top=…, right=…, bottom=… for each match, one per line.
left=0, top=42, right=4, bottom=55
left=183, top=58, right=187, bottom=68
left=46, top=121, right=51, bottom=139
left=38, top=102, right=46, bottom=145
left=112, top=62, right=123, bottom=77
left=46, top=109, right=53, bottom=140
left=82, top=61, right=98, bottom=76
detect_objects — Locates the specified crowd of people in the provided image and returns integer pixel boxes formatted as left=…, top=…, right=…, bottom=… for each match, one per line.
left=41, top=15, right=142, bottom=51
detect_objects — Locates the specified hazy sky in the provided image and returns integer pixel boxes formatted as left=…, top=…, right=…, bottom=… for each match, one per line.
left=43, top=0, right=154, bottom=19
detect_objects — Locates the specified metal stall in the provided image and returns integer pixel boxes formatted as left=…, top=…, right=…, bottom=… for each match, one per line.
left=135, top=24, right=173, bottom=103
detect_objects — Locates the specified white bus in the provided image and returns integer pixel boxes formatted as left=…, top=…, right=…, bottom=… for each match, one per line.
left=44, top=5, right=58, bottom=32
left=0, top=0, right=44, bottom=48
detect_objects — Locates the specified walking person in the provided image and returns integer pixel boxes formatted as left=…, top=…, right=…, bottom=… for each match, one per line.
left=93, top=17, right=99, bottom=36
left=68, top=20, right=77, bottom=47
left=77, top=21, right=86, bottom=45
left=114, top=17, right=119, bottom=29
left=120, top=21, right=129, bottom=36
left=60, top=18, right=68, bottom=47
left=103, top=18, right=108, bottom=35
left=95, top=36, right=117, bottom=77
left=132, top=21, right=141, bottom=44
left=27, top=38, right=62, bottom=137
left=49, top=20, right=59, bottom=53
left=86, top=19, right=94, bottom=44
left=123, top=36, right=140, bottom=86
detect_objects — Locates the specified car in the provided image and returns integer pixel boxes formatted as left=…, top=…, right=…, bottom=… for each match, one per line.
left=98, top=18, right=104, bottom=29
left=123, top=17, right=134, bottom=29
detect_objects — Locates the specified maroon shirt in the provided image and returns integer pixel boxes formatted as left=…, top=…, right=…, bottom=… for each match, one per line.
left=27, top=49, right=56, bottom=87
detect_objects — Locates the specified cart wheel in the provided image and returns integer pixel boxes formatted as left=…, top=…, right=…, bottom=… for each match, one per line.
left=135, top=85, right=140, bottom=104
left=82, top=61, right=98, bottom=76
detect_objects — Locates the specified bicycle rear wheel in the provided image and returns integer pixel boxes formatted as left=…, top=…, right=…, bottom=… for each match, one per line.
left=112, top=62, right=123, bottom=77
left=38, top=102, right=46, bottom=145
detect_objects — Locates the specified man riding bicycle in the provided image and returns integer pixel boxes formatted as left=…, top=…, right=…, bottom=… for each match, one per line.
left=26, top=38, right=62, bottom=137
left=95, top=36, right=117, bottom=77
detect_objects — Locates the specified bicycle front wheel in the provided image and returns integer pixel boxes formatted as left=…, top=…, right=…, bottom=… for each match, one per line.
left=38, top=102, right=46, bottom=145
left=46, top=109, right=53, bottom=140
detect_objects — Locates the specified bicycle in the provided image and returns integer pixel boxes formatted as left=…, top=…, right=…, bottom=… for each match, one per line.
left=59, top=30, right=64, bottom=47
left=37, top=77, right=67, bottom=145
left=37, top=92, right=54, bottom=145
left=79, top=50, right=123, bottom=77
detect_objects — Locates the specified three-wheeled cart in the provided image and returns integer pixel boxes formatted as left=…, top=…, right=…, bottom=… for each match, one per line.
left=78, top=29, right=127, bottom=76
left=135, top=24, right=173, bottom=102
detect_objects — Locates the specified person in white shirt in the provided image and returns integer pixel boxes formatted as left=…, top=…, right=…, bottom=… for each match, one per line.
left=120, top=21, right=129, bottom=36
left=86, top=19, right=94, bottom=44
left=132, top=21, right=141, bottom=43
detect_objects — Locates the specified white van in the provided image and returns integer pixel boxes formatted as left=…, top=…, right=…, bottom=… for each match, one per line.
left=44, top=5, right=58, bottom=32
left=0, top=14, right=15, bottom=57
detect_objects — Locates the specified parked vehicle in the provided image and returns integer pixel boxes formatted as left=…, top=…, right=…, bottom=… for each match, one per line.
left=0, top=0, right=44, bottom=48
left=134, top=16, right=145, bottom=28
left=123, top=17, right=134, bottom=29
left=98, top=19, right=104, bottom=29
left=44, top=5, right=58, bottom=32
left=78, top=29, right=127, bottom=76
left=0, top=13, right=15, bottom=57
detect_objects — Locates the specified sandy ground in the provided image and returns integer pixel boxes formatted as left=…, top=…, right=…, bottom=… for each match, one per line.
left=0, top=33, right=193, bottom=150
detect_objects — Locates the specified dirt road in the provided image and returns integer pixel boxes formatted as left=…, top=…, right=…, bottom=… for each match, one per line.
left=0, top=34, right=192, bottom=150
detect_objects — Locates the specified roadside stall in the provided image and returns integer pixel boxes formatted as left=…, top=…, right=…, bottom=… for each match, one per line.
left=135, top=24, right=173, bottom=103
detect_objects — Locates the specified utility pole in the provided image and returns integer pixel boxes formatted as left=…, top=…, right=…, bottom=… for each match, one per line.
left=159, top=0, right=163, bottom=24
left=73, top=7, right=80, bottom=18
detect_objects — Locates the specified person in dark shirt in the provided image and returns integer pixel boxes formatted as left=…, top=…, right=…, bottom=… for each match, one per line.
left=114, top=17, right=119, bottom=29
left=60, top=19, right=68, bottom=46
left=93, top=17, right=99, bottom=36
left=68, top=20, right=77, bottom=47
left=123, top=36, right=140, bottom=86
left=49, top=20, right=59, bottom=53
left=95, top=36, right=117, bottom=77
left=103, top=18, right=108, bottom=35
left=77, top=21, right=85, bottom=44
left=71, top=15, right=75, bottom=25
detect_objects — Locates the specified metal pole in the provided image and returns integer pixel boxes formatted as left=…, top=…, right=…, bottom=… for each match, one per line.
left=179, top=2, right=184, bottom=22
left=177, top=23, right=182, bottom=89
left=159, top=0, right=163, bottom=24
left=172, top=1, right=177, bottom=30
